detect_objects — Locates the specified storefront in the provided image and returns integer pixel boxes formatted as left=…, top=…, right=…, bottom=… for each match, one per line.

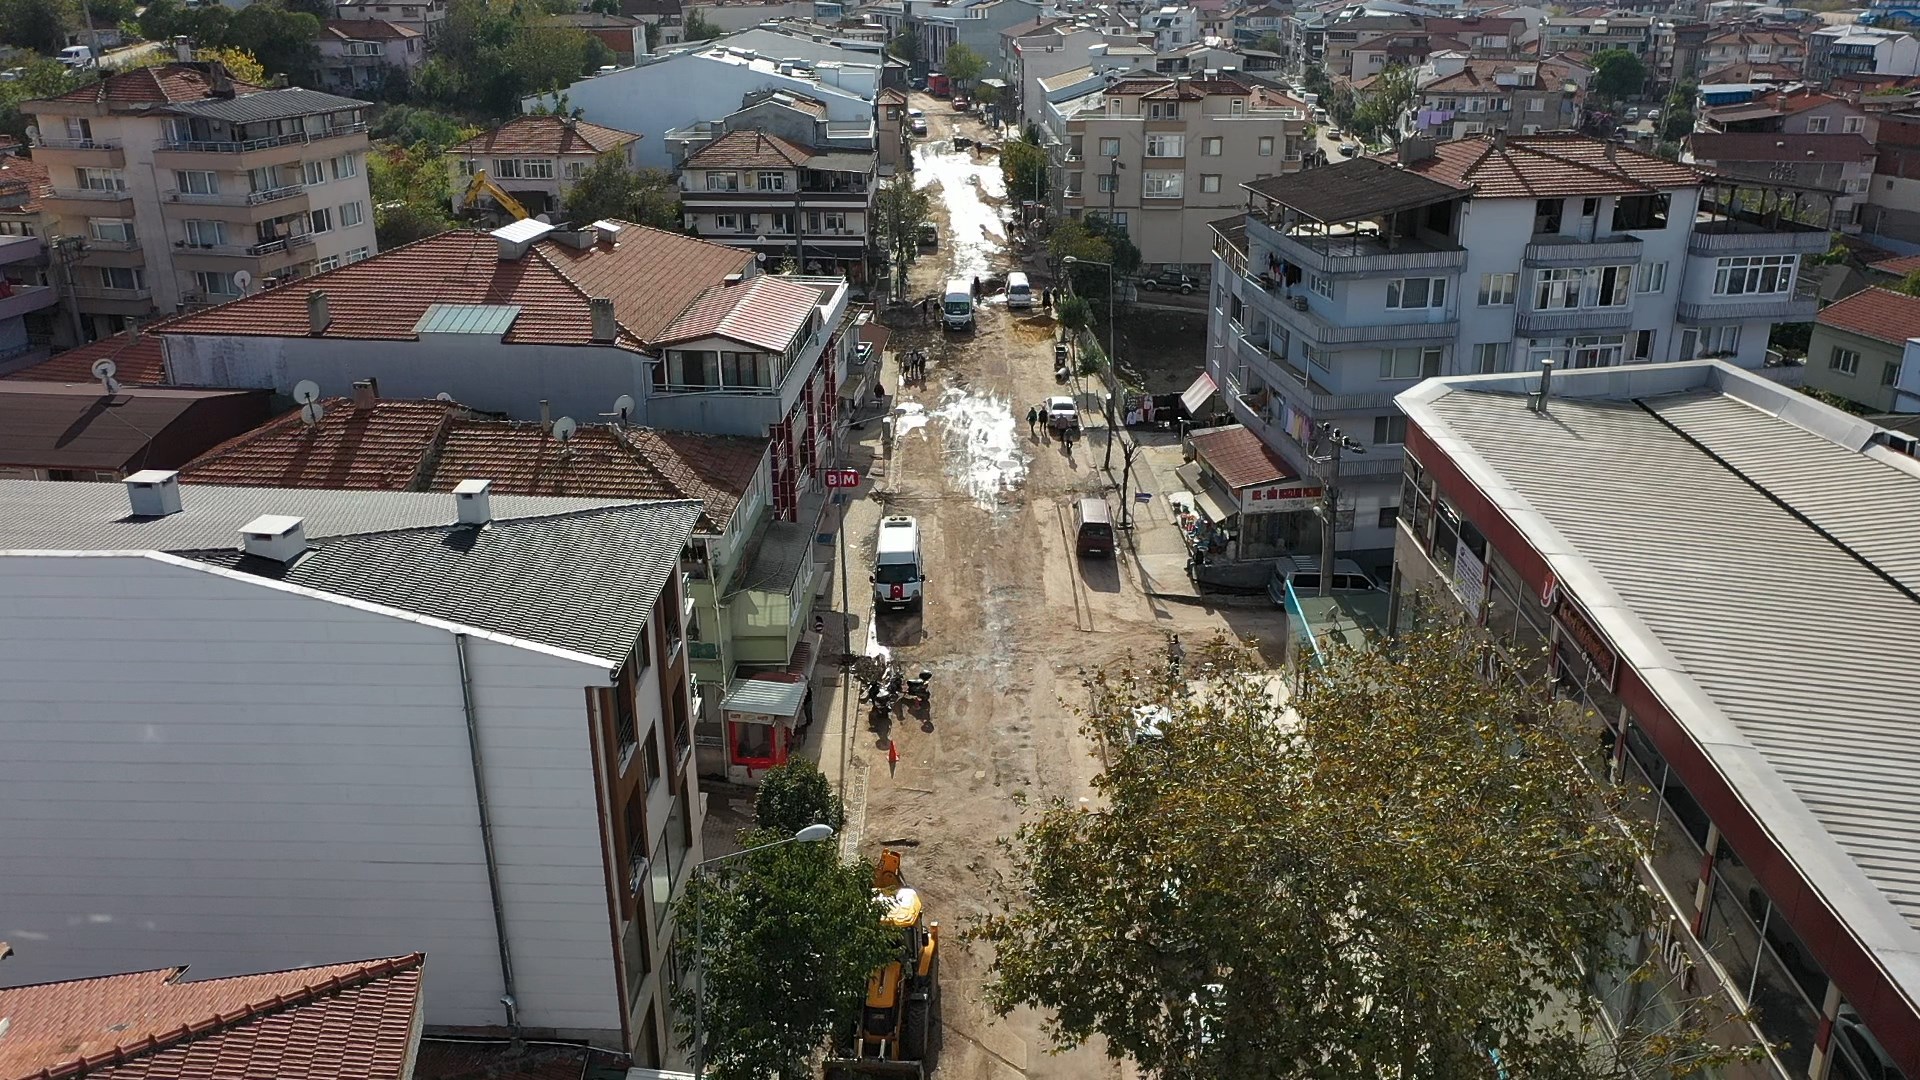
left=1176, top=424, right=1322, bottom=563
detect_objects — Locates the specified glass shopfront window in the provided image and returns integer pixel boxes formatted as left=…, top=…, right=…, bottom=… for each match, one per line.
left=1619, top=723, right=1709, bottom=905
left=1432, top=498, right=1461, bottom=579
left=1402, top=456, right=1434, bottom=543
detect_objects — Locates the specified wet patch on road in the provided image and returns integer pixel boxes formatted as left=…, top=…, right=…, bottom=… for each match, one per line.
left=914, top=140, right=1007, bottom=280
left=931, top=387, right=1026, bottom=510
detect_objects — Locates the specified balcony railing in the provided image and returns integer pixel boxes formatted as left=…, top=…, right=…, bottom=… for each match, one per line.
left=1264, top=292, right=1460, bottom=349
left=1514, top=306, right=1634, bottom=334
left=70, top=285, right=153, bottom=303
left=83, top=238, right=140, bottom=252
left=49, top=186, right=132, bottom=201
left=161, top=122, right=367, bottom=154
left=248, top=233, right=316, bottom=257
left=1687, top=220, right=1833, bottom=256
left=1523, top=234, right=1644, bottom=267
left=248, top=184, right=307, bottom=205
left=1249, top=216, right=1467, bottom=277
left=1677, top=283, right=1819, bottom=324
left=35, top=137, right=122, bottom=151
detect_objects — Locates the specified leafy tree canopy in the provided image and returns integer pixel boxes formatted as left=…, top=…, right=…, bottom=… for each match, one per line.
left=415, top=0, right=611, bottom=116
left=1591, top=48, right=1647, bottom=104
left=369, top=141, right=458, bottom=249
left=1001, top=137, right=1049, bottom=204
left=942, top=42, right=984, bottom=88
left=888, top=22, right=920, bottom=64
left=371, top=104, right=478, bottom=151
left=0, top=0, right=73, bottom=55
left=1254, top=32, right=1284, bottom=53
left=558, top=153, right=681, bottom=227
left=872, top=173, right=932, bottom=291
left=672, top=836, right=896, bottom=1080
left=754, top=760, right=846, bottom=835
left=683, top=8, right=724, bottom=40
left=979, top=627, right=1760, bottom=1080
left=1349, top=64, right=1416, bottom=142
left=0, top=56, right=90, bottom=145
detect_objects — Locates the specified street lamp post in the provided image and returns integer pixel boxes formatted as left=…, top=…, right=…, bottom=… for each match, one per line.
left=1308, top=423, right=1366, bottom=598
left=688, top=823, right=836, bottom=1080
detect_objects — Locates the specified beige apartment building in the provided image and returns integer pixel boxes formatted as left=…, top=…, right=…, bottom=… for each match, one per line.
left=25, top=61, right=376, bottom=340
left=448, top=115, right=643, bottom=219
left=1048, top=73, right=1307, bottom=273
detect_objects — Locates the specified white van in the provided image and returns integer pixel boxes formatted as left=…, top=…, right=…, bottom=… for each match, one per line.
left=57, top=45, right=97, bottom=69
left=1005, top=271, right=1034, bottom=310
left=943, top=277, right=974, bottom=330
left=872, top=515, right=926, bottom=612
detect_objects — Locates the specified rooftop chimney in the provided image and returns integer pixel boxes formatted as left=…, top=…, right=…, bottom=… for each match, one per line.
left=454, top=478, right=494, bottom=525
left=539, top=399, right=552, bottom=427
left=124, top=470, right=183, bottom=518
left=351, top=378, right=378, bottom=407
left=239, top=514, right=308, bottom=563
left=1528, top=357, right=1555, bottom=414
left=306, top=290, right=330, bottom=336
left=590, top=297, right=617, bottom=343
left=1398, top=134, right=1434, bottom=164
left=173, top=36, right=192, bottom=62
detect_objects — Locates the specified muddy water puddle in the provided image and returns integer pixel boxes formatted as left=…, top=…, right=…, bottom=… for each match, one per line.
left=915, top=140, right=1007, bottom=280
left=930, top=387, right=1026, bottom=509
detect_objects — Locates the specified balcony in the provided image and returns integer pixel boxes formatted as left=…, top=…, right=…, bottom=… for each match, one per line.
left=33, top=138, right=125, bottom=167
left=1687, top=218, right=1832, bottom=257
left=1232, top=326, right=1405, bottom=413
left=1248, top=215, right=1466, bottom=278
left=154, top=124, right=369, bottom=171
left=1264, top=291, right=1458, bottom=350
left=1523, top=234, right=1644, bottom=268
left=160, top=122, right=368, bottom=155
left=1514, top=306, right=1634, bottom=334
left=69, top=285, right=154, bottom=315
left=0, top=284, right=58, bottom=320
left=249, top=233, right=315, bottom=257
left=47, top=187, right=134, bottom=211
left=1677, top=282, right=1819, bottom=324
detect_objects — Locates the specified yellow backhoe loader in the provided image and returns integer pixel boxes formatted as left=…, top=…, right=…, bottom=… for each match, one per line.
left=457, top=170, right=531, bottom=222
left=826, top=849, right=938, bottom=1078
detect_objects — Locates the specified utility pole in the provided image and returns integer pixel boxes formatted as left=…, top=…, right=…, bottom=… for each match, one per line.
left=1310, top=423, right=1365, bottom=597
left=1106, top=156, right=1124, bottom=223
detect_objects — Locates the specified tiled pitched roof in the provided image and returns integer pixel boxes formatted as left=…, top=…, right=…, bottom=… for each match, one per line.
left=1869, top=253, right=1920, bottom=276
left=1422, top=60, right=1548, bottom=92
left=655, top=276, right=820, bottom=352
left=1690, top=132, right=1876, bottom=165
left=4, top=333, right=169, bottom=385
left=0, top=153, right=53, bottom=216
left=0, top=954, right=423, bottom=1080
left=1815, top=286, right=1920, bottom=346
left=683, top=129, right=813, bottom=168
left=449, top=114, right=640, bottom=157
left=1191, top=423, right=1295, bottom=490
left=0, top=383, right=272, bottom=472
left=154, top=227, right=755, bottom=350
left=1399, top=134, right=1703, bottom=197
left=321, top=18, right=421, bottom=40
left=182, top=398, right=462, bottom=489
left=34, top=63, right=267, bottom=107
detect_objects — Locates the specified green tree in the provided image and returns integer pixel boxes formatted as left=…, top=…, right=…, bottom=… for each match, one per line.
left=1349, top=63, right=1416, bottom=142
left=1081, top=212, right=1140, bottom=276
left=673, top=836, right=896, bottom=1080
left=369, top=141, right=456, bottom=248
left=0, top=0, right=74, bottom=54
left=1000, top=137, right=1049, bottom=204
left=1253, top=32, right=1284, bottom=53
left=1591, top=48, right=1647, bottom=104
left=888, top=22, right=920, bottom=65
left=282, top=0, right=331, bottom=18
left=753, top=760, right=845, bottom=835
left=683, top=8, right=723, bottom=40
left=421, top=0, right=608, bottom=115
left=84, top=0, right=135, bottom=28
left=979, top=627, right=1760, bottom=1080
left=1055, top=293, right=1090, bottom=339
left=561, top=152, right=682, bottom=228
left=224, top=1, right=322, bottom=84
left=872, top=173, right=932, bottom=291
left=941, top=42, right=984, bottom=91
left=371, top=104, right=476, bottom=151
left=0, top=56, right=89, bottom=145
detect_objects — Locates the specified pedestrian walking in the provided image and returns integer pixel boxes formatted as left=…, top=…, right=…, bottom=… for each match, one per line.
left=1026, top=404, right=1039, bottom=435
left=971, top=275, right=982, bottom=299
left=1042, top=287, right=1053, bottom=309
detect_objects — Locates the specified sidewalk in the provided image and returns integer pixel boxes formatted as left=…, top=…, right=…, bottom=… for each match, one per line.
left=1095, top=425, right=1273, bottom=607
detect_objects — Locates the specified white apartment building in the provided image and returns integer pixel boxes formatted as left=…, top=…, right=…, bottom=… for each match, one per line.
left=334, top=0, right=448, bottom=37
left=677, top=129, right=874, bottom=281
left=1400, top=54, right=1586, bottom=140
left=1049, top=73, right=1308, bottom=272
left=24, top=62, right=377, bottom=340
left=0, top=474, right=704, bottom=1068
left=1206, top=135, right=1828, bottom=563
left=1145, top=4, right=1199, bottom=50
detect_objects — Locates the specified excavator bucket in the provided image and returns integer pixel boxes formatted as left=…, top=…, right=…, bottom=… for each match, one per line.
left=875, top=849, right=903, bottom=891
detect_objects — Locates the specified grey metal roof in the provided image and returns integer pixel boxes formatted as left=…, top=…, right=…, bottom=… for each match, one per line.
left=164, top=88, right=369, bottom=123
left=415, top=303, right=522, bottom=335
left=1398, top=363, right=1920, bottom=1002
left=721, top=675, right=808, bottom=717
left=1243, top=157, right=1463, bottom=222
left=0, top=479, right=632, bottom=551
left=191, top=501, right=701, bottom=666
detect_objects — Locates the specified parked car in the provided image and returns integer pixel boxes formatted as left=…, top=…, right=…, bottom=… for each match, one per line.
left=1626, top=106, right=1641, bottom=120
left=56, top=44, right=96, bottom=69
left=1138, top=269, right=1196, bottom=294
left=1267, top=556, right=1379, bottom=606
left=1648, top=107, right=1662, bottom=121
left=1339, top=142, right=1359, bottom=156
left=917, top=221, right=938, bottom=248
left=1046, top=395, right=1079, bottom=433
left=911, top=116, right=928, bottom=136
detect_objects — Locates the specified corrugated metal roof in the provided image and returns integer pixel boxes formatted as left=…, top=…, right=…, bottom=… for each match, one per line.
left=415, top=303, right=521, bottom=336
left=722, top=675, right=808, bottom=717
left=1403, top=375, right=1920, bottom=965
left=163, top=87, right=368, bottom=123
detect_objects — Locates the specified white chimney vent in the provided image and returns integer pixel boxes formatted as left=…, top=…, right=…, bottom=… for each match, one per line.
left=454, top=478, right=494, bottom=525
left=124, top=470, right=183, bottom=517
left=240, top=514, right=308, bottom=563
left=590, top=297, right=617, bottom=343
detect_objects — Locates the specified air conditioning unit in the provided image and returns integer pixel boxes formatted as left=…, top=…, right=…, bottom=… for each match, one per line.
left=1289, top=295, right=1309, bottom=311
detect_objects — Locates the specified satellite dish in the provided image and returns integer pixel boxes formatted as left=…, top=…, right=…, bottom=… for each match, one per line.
left=613, top=394, right=635, bottom=423
left=301, top=401, right=326, bottom=426
left=436, top=391, right=455, bottom=402
left=293, top=380, right=321, bottom=404
left=234, top=270, right=253, bottom=293
left=91, top=358, right=117, bottom=381
left=552, top=416, right=578, bottom=442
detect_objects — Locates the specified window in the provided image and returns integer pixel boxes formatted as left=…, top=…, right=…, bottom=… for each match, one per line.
left=1581, top=197, right=1599, bottom=217
left=1830, top=346, right=1861, bottom=376
left=1695, top=324, right=1740, bottom=357
left=1612, top=192, right=1669, bottom=230
left=1148, top=101, right=1181, bottom=119
left=1635, top=260, right=1667, bottom=293
left=1527, top=96, right=1545, bottom=112
left=1478, top=272, right=1516, bottom=306
left=1258, top=135, right=1274, bottom=156
left=1145, top=133, right=1184, bottom=157
left=1535, top=267, right=1580, bottom=309
left=1714, top=255, right=1797, bottom=296
left=757, top=170, right=787, bottom=191
left=492, top=158, right=522, bottom=179
left=1473, top=341, right=1509, bottom=373
left=1311, top=274, right=1334, bottom=299
left=1377, top=505, right=1399, bottom=529
left=1883, top=360, right=1901, bottom=387
left=1200, top=174, right=1221, bottom=193
left=78, top=168, right=126, bottom=192
left=1200, top=135, right=1222, bottom=156
left=564, top=160, right=587, bottom=180
left=1374, top=414, right=1408, bottom=444
left=1143, top=171, right=1183, bottom=198
left=705, top=171, right=739, bottom=191
left=98, top=266, right=142, bottom=290
left=330, top=153, right=357, bottom=180
left=643, top=722, right=663, bottom=789
left=195, top=270, right=239, bottom=296
left=345, top=246, right=370, bottom=263
left=1380, top=346, right=1444, bottom=379
left=807, top=210, right=848, bottom=233
left=624, top=795, right=646, bottom=891
left=1570, top=333, right=1625, bottom=368
left=315, top=253, right=340, bottom=272
left=183, top=219, right=226, bottom=247
left=713, top=213, right=739, bottom=231
left=1534, top=265, right=1631, bottom=309
left=1386, top=277, right=1446, bottom=309
left=1805, top=116, right=1828, bottom=133
left=1534, top=197, right=1563, bottom=234
left=1098, top=173, right=1117, bottom=194
left=309, top=207, right=333, bottom=234
left=520, top=159, right=554, bottom=179
left=89, top=218, right=134, bottom=243
left=1634, top=328, right=1656, bottom=361
left=1844, top=115, right=1865, bottom=134
left=339, top=201, right=364, bottom=228
left=1099, top=137, right=1120, bottom=157
left=303, top=160, right=327, bottom=186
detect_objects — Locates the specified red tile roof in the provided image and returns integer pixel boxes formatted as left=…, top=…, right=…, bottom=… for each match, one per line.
left=1191, top=423, right=1295, bottom=490
left=5, top=334, right=169, bottom=386
left=682, top=129, right=813, bottom=169
left=1689, top=132, right=1877, bottom=165
left=0, top=954, right=423, bottom=1080
left=656, top=275, right=822, bottom=352
left=1869, top=254, right=1920, bottom=276
left=1399, top=134, right=1703, bottom=197
left=449, top=115, right=640, bottom=157
left=1815, top=286, right=1920, bottom=346
left=0, top=154, right=53, bottom=216
left=181, top=398, right=462, bottom=489
left=34, top=63, right=267, bottom=107
left=321, top=18, right=421, bottom=40
left=1421, top=60, right=1553, bottom=93
left=155, top=227, right=756, bottom=351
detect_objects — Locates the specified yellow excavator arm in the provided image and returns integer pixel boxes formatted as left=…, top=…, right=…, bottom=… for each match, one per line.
left=459, top=169, right=530, bottom=221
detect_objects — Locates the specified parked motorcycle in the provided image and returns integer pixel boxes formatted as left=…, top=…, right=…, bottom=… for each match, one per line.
left=901, top=669, right=933, bottom=711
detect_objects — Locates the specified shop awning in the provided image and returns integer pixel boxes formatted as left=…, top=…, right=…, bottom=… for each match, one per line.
left=1175, top=461, right=1237, bottom=523
left=1181, top=371, right=1217, bottom=416
left=722, top=674, right=808, bottom=719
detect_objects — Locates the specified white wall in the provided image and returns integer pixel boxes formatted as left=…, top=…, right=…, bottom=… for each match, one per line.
left=0, top=553, right=618, bottom=1036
